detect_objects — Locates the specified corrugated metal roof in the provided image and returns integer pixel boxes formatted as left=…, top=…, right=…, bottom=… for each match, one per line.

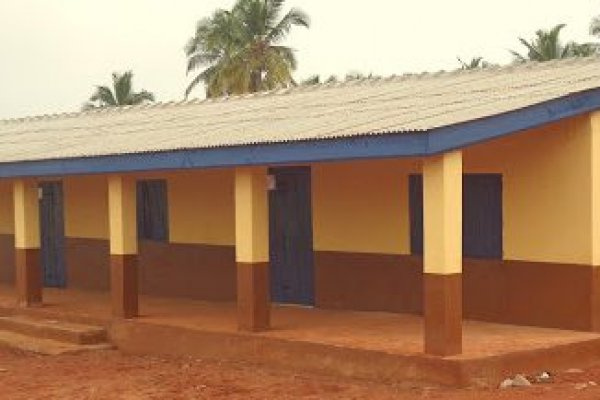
left=2, top=56, right=600, bottom=164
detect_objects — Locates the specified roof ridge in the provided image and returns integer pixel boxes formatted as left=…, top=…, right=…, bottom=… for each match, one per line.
left=2, top=55, right=600, bottom=125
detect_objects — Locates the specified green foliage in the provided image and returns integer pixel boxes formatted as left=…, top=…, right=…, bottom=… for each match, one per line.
left=457, top=56, right=491, bottom=70
left=83, top=71, right=154, bottom=110
left=511, top=24, right=597, bottom=62
left=185, top=0, right=310, bottom=98
left=344, top=71, right=380, bottom=81
left=300, top=72, right=379, bottom=86
left=301, top=74, right=321, bottom=85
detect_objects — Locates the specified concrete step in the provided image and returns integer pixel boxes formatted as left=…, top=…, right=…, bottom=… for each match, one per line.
left=0, top=330, right=113, bottom=355
left=0, top=315, right=107, bottom=345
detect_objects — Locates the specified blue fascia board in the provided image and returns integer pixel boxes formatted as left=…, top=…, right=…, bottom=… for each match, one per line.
left=1, top=88, right=600, bottom=178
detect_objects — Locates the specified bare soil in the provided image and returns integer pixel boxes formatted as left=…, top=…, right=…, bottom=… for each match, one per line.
left=2, top=347, right=600, bottom=399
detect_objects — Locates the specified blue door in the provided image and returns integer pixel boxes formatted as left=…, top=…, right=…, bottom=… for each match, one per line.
left=269, top=167, right=315, bottom=305
left=39, top=181, right=66, bottom=287
left=409, top=174, right=503, bottom=258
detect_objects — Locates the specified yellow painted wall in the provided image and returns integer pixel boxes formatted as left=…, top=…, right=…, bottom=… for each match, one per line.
left=464, top=116, right=594, bottom=265
left=0, top=180, right=14, bottom=234
left=64, top=175, right=109, bottom=239
left=312, top=114, right=596, bottom=265
left=63, top=169, right=235, bottom=247
left=312, top=158, right=417, bottom=254
left=165, top=169, right=235, bottom=246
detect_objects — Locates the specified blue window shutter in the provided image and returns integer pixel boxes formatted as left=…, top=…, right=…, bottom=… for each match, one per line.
left=137, top=180, right=169, bottom=242
left=409, top=174, right=503, bottom=259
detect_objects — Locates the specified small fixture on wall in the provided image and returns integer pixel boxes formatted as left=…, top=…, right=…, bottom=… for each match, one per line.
left=267, top=174, right=276, bottom=191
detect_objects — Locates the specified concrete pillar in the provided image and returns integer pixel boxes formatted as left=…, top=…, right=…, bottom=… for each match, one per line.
left=423, top=150, right=463, bottom=356
left=13, top=179, right=42, bottom=307
left=590, top=111, right=600, bottom=331
left=235, top=167, right=270, bottom=332
left=108, top=175, right=138, bottom=318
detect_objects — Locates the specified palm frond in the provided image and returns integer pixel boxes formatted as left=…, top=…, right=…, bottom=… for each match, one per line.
left=510, top=50, right=527, bottom=63
left=130, top=90, right=155, bottom=105
left=267, top=7, right=310, bottom=42
left=89, top=85, right=117, bottom=106
left=270, top=45, right=297, bottom=69
left=591, top=16, right=600, bottom=36
left=186, top=51, right=221, bottom=74
left=86, top=71, right=154, bottom=108
left=184, top=0, right=310, bottom=98
left=185, top=72, right=206, bottom=99
left=113, top=71, right=133, bottom=105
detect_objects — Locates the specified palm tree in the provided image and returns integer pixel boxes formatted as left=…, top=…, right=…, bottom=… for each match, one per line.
left=185, top=0, right=310, bottom=98
left=83, top=71, right=155, bottom=110
left=457, top=56, right=490, bottom=70
left=591, top=16, right=600, bottom=37
left=511, top=24, right=596, bottom=62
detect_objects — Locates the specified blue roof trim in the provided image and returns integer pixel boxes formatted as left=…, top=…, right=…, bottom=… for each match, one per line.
left=1, top=88, right=600, bottom=178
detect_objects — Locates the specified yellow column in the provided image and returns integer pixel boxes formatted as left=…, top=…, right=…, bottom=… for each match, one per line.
left=423, top=150, right=463, bottom=356
left=590, top=112, right=600, bottom=330
left=108, top=175, right=138, bottom=318
left=235, top=167, right=270, bottom=331
left=13, top=179, right=42, bottom=306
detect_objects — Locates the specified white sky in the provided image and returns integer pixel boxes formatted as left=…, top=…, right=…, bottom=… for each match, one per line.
left=1, top=0, right=599, bottom=119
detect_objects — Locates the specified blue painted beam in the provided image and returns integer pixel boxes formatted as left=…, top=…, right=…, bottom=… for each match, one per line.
left=1, top=88, right=600, bottom=178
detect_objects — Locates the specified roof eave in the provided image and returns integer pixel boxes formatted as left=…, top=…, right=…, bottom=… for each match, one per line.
left=1, top=87, right=600, bottom=178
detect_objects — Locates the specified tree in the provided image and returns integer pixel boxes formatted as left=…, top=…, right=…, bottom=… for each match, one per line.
left=83, top=71, right=154, bottom=110
left=591, top=15, right=600, bottom=37
left=510, top=24, right=596, bottom=62
left=457, top=56, right=490, bottom=70
left=185, top=0, right=310, bottom=98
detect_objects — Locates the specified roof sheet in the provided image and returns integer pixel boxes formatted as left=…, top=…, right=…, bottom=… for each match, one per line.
left=2, top=57, right=600, bottom=164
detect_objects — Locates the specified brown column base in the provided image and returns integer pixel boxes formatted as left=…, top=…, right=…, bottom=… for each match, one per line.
left=15, top=248, right=42, bottom=307
left=424, top=273, right=462, bottom=356
left=237, top=262, right=270, bottom=332
left=110, top=254, right=138, bottom=319
left=591, top=267, right=600, bottom=332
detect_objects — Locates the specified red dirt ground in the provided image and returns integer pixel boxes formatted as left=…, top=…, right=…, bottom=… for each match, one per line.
left=2, top=348, right=600, bottom=399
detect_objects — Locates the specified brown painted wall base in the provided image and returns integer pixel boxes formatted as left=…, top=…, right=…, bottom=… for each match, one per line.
left=591, top=268, right=600, bottom=332
left=463, top=258, right=597, bottom=331
left=424, top=273, right=462, bottom=356
left=60, top=240, right=600, bottom=332
left=315, top=252, right=422, bottom=313
left=65, top=238, right=110, bottom=291
left=315, top=251, right=599, bottom=332
left=65, top=238, right=236, bottom=300
left=138, top=241, right=236, bottom=301
left=110, top=254, right=138, bottom=319
left=0, top=234, right=15, bottom=285
left=236, top=262, right=270, bottom=332
left=15, top=248, right=42, bottom=306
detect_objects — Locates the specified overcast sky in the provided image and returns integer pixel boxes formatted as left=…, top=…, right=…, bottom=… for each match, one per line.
left=1, top=0, right=600, bottom=119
